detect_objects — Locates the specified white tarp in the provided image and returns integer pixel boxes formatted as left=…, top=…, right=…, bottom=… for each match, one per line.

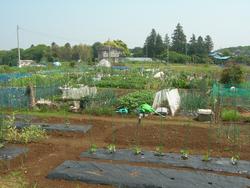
left=152, top=89, right=180, bottom=116
left=53, top=61, right=61, bottom=66
left=60, top=85, right=97, bottom=100
left=153, top=71, right=164, bottom=78
left=155, top=107, right=169, bottom=116
left=197, top=109, right=213, bottom=115
left=97, top=59, right=111, bottom=68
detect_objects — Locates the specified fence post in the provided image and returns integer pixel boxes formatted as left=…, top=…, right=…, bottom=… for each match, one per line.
left=27, top=84, right=36, bottom=109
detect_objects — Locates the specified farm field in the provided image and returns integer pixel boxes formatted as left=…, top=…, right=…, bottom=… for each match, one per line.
left=2, top=1, right=250, bottom=187
left=1, top=114, right=250, bottom=187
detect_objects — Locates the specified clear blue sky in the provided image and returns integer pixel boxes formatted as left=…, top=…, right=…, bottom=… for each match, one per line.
left=1, top=0, right=250, bottom=50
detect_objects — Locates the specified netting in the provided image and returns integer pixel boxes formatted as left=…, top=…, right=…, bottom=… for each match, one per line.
left=212, top=82, right=250, bottom=110
left=0, top=73, right=31, bottom=83
left=0, top=84, right=61, bottom=109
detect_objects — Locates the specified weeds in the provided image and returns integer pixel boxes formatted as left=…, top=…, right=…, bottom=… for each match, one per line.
left=0, top=113, right=47, bottom=144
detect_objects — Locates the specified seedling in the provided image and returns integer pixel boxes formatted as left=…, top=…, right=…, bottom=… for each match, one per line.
left=202, top=152, right=211, bottom=162
left=133, top=146, right=142, bottom=155
left=154, top=145, right=164, bottom=157
left=231, top=155, right=240, bottom=165
left=107, top=144, right=116, bottom=153
left=88, top=144, right=97, bottom=154
left=180, top=149, right=189, bottom=160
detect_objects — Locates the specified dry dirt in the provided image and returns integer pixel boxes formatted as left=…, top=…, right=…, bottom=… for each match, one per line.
left=1, top=115, right=250, bottom=188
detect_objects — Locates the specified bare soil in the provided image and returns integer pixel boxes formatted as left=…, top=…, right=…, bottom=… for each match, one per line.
left=1, top=114, right=250, bottom=188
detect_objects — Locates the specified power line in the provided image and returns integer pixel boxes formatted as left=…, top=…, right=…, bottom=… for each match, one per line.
left=18, top=26, right=86, bottom=43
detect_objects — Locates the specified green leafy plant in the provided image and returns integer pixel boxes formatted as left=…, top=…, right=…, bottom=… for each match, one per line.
left=2, top=125, right=47, bottom=144
left=118, top=91, right=154, bottom=112
left=107, top=144, right=116, bottom=153
left=180, top=149, right=189, bottom=160
left=133, top=146, right=142, bottom=155
left=154, top=145, right=164, bottom=157
left=220, top=62, right=244, bottom=85
left=231, top=154, right=240, bottom=165
left=20, top=125, right=47, bottom=144
left=88, top=144, right=97, bottom=154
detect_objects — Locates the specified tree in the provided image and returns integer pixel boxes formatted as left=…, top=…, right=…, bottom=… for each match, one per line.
left=155, top=34, right=165, bottom=57
left=188, top=34, right=197, bottom=55
left=171, top=23, right=187, bottom=54
left=164, top=34, right=170, bottom=50
left=131, top=47, right=143, bottom=57
left=78, top=44, right=93, bottom=62
left=220, top=62, right=244, bottom=85
left=51, top=42, right=60, bottom=61
left=72, top=45, right=80, bottom=61
left=92, top=42, right=103, bottom=60
left=59, top=43, right=72, bottom=61
left=160, top=50, right=191, bottom=64
left=104, top=40, right=130, bottom=56
left=143, top=29, right=157, bottom=58
left=22, top=44, right=50, bottom=62
left=196, top=36, right=206, bottom=55
left=204, top=35, right=214, bottom=53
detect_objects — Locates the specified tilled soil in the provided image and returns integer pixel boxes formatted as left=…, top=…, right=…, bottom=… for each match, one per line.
left=1, top=115, right=250, bottom=188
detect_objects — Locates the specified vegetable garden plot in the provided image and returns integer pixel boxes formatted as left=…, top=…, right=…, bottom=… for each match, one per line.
left=47, top=160, right=250, bottom=188
left=0, top=146, right=28, bottom=160
left=81, top=149, right=250, bottom=176
left=14, top=122, right=92, bottom=133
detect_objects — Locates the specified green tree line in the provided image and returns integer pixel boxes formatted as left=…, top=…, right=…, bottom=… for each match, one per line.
left=140, top=23, right=214, bottom=63
left=0, top=40, right=129, bottom=66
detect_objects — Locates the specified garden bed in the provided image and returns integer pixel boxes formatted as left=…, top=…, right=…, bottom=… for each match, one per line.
left=14, top=122, right=92, bottom=133
left=0, top=146, right=28, bottom=160
left=81, top=149, right=250, bottom=176
left=47, top=160, right=250, bottom=188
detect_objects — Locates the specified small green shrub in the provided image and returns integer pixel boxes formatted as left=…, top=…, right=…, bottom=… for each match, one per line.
left=20, top=125, right=47, bottom=144
left=3, top=125, right=47, bottom=144
left=220, top=62, right=244, bottom=85
left=118, top=91, right=154, bottom=112
left=0, top=114, right=47, bottom=144
left=221, top=109, right=241, bottom=121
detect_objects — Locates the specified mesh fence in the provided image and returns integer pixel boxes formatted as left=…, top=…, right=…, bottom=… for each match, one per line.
left=212, top=82, right=250, bottom=110
left=0, top=84, right=61, bottom=109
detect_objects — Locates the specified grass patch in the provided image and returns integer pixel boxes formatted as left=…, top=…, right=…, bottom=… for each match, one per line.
left=221, top=109, right=241, bottom=121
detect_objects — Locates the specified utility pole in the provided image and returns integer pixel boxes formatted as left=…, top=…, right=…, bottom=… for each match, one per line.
left=17, top=25, right=21, bottom=67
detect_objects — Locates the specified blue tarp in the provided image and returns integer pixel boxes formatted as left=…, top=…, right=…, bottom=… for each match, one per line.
left=209, top=52, right=230, bottom=60
left=0, top=73, right=31, bottom=83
